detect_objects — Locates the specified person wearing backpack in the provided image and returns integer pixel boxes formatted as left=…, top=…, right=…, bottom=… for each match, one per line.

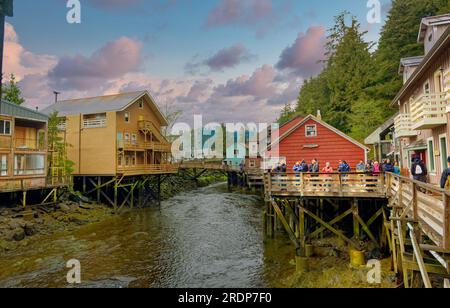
left=411, top=157, right=427, bottom=183
left=440, top=157, right=450, bottom=189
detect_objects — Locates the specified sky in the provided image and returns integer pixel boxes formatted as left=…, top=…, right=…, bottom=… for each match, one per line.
left=3, top=0, right=392, bottom=124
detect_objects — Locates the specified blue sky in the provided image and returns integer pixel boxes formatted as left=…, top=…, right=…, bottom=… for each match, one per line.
left=4, top=0, right=392, bottom=123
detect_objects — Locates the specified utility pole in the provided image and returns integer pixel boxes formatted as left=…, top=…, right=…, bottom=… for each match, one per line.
left=53, top=91, right=60, bottom=103
left=0, top=0, right=14, bottom=100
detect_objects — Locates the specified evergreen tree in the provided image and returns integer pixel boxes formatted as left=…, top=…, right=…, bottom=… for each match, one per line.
left=277, top=103, right=297, bottom=125
left=325, top=13, right=373, bottom=133
left=1, top=74, right=25, bottom=105
left=296, top=72, right=331, bottom=118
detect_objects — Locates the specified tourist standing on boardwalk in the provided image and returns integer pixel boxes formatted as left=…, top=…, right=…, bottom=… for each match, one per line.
left=393, top=161, right=401, bottom=175
left=356, top=160, right=365, bottom=173
left=338, top=160, right=351, bottom=173
left=373, top=161, right=381, bottom=174
left=441, top=157, right=450, bottom=189
left=322, top=162, right=334, bottom=173
left=300, top=160, right=308, bottom=173
left=411, top=157, right=427, bottom=183
left=310, top=159, right=320, bottom=173
left=383, top=159, right=394, bottom=173
left=293, top=162, right=301, bottom=173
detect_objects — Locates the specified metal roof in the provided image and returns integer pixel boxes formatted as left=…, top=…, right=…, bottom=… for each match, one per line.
left=418, top=13, right=450, bottom=42
left=398, top=56, right=425, bottom=74
left=41, top=90, right=168, bottom=126
left=364, top=113, right=397, bottom=145
left=0, top=100, right=48, bottom=122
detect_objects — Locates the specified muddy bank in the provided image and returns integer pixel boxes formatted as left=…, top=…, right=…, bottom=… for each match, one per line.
left=0, top=201, right=114, bottom=253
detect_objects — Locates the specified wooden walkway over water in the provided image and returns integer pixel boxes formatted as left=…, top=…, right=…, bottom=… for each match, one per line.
left=263, top=172, right=450, bottom=288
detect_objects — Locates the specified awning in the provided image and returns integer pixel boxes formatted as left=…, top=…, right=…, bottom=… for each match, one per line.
left=404, top=140, right=427, bottom=151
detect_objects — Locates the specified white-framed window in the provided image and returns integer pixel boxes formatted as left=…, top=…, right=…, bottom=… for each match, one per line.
left=0, top=120, right=11, bottom=135
left=427, top=137, right=436, bottom=173
left=125, top=112, right=130, bottom=123
left=0, top=155, right=8, bottom=176
left=138, top=100, right=144, bottom=109
left=131, top=134, right=137, bottom=145
left=14, top=154, right=45, bottom=176
left=305, top=125, right=317, bottom=137
left=125, top=133, right=130, bottom=143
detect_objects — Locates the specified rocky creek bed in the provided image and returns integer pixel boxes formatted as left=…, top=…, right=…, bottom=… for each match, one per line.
left=0, top=171, right=227, bottom=254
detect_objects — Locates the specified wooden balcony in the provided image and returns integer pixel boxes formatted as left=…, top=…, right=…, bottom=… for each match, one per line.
left=83, top=118, right=106, bottom=129
left=117, top=163, right=179, bottom=175
left=117, top=140, right=171, bottom=152
left=394, top=113, right=417, bottom=137
left=410, top=92, right=447, bottom=130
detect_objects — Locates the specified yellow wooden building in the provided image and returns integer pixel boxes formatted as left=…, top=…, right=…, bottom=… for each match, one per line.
left=42, top=91, right=176, bottom=177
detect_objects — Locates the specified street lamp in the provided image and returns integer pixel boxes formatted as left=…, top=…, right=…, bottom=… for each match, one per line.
left=0, top=0, right=14, bottom=100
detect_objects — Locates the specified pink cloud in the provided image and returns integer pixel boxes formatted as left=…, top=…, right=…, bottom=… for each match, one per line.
left=3, top=23, right=57, bottom=81
left=48, top=37, right=143, bottom=91
left=276, top=26, right=327, bottom=77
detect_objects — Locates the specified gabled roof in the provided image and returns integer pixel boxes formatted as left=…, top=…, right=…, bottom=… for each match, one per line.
left=364, top=113, right=398, bottom=145
left=418, top=13, right=450, bottom=43
left=279, top=115, right=304, bottom=136
left=41, top=90, right=169, bottom=126
left=392, top=26, right=450, bottom=106
left=398, top=56, right=425, bottom=75
left=0, top=100, right=48, bottom=122
left=269, top=114, right=370, bottom=151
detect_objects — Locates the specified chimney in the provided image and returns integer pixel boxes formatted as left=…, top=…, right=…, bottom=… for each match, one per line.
left=53, top=91, right=60, bottom=103
left=317, top=110, right=322, bottom=120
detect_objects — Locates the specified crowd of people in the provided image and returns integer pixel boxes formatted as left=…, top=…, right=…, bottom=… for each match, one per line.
left=270, top=158, right=401, bottom=175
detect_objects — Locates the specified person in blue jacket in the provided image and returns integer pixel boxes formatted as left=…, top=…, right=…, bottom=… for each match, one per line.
left=338, top=160, right=351, bottom=172
left=383, top=159, right=394, bottom=173
left=300, top=160, right=309, bottom=173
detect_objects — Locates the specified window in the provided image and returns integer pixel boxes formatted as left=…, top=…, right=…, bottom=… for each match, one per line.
left=131, top=134, right=137, bottom=145
left=125, top=112, right=130, bottom=123
left=249, top=160, right=256, bottom=168
left=424, top=81, right=430, bottom=94
left=131, top=156, right=136, bottom=166
left=118, top=155, right=123, bottom=167
left=125, top=156, right=130, bottom=166
left=0, top=120, right=11, bottom=135
left=138, top=100, right=144, bottom=109
left=440, top=135, right=448, bottom=172
left=125, top=133, right=130, bottom=144
left=428, top=32, right=433, bottom=43
left=0, top=155, right=7, bottom=176
left=305, top=125, right=317, bottom=137
left=14, top=154, right=45, bottom=176
left=427, top=138, right=435, bottom=173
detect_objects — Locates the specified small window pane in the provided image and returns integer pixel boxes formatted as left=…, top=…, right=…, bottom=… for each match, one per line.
left=306, top=125, right=317, bottom=137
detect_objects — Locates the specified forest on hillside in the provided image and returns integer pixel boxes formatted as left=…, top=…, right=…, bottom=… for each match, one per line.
left=278, top=0, right=450, bottom=142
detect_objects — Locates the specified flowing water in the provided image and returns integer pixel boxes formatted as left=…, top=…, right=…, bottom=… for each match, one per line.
left=0, top=183, right=295, bottom=288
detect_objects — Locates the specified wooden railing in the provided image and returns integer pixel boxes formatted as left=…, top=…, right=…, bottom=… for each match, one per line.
left=117, top=164, right=179, bottom=174
left=410, top=92, right=447, bottom=129
left=0, top=175, right=71, bottom=193
left=387, top=173, right=450, bottom=250
left=265, top=172, right=386, bottom=198
left=394, top=113, right=416, bottom=137
left=117, top=140, right=171, bottom=152
left=83, top=118, right=106, bottom=129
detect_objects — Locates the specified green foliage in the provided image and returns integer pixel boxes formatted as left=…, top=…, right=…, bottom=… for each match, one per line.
left=1, top=74, right=25, bottom=105
left=48, top=112, right=74, bottom=177
left=277, top=103, right=296, bottom=125
left=280, top=2, right=450, bottom=142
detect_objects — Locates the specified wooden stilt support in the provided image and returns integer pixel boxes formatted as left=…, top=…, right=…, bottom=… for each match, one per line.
left=353, top=199, right=360, bottom=241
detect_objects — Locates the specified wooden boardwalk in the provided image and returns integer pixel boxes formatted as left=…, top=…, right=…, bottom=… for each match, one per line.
left=264, top=172, right=450, bottom=288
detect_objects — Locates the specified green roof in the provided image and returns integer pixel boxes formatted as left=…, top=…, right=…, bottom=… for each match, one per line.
left=0, top=101, right=48, bottom=122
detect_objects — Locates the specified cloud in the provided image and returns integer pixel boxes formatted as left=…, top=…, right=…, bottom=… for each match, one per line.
left=186, top=43, right=255, bottom=74
left=276, top=26, right=326, bottom=77
left=204, top=0, right=290, bottom=36
left=3, top=22, right=57, bottom=81
left=48, top=37, right=143, bottom=91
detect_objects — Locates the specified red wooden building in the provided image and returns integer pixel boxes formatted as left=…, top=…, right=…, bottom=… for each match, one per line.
left=268, top=114, right=369, bottom=171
